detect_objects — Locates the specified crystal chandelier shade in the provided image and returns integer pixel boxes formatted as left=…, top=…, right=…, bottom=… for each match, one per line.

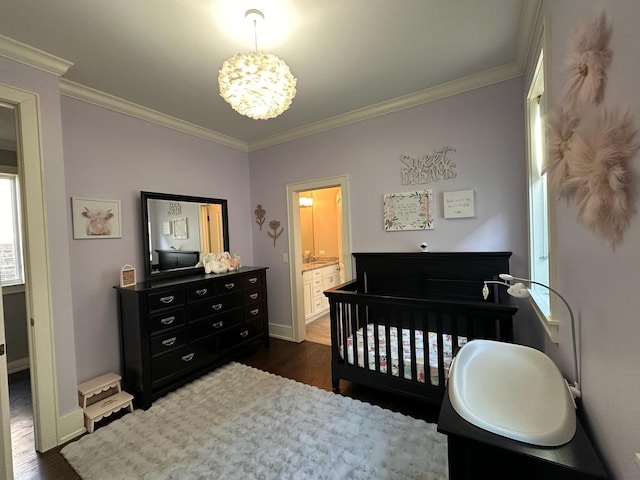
left=218, top=9, right=297, bottom=120
left=218, top=51, right=297, bottom=120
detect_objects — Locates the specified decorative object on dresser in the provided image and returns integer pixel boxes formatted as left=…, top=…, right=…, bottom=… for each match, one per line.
left=119, top=264, right=136, bottom=288
left=115, top=267, right=269, bottom=409
left=324, top=252, right=518, bottom=407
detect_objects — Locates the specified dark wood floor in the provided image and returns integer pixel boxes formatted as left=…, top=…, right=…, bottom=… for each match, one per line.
left=9, top=338, right=440, bottom=479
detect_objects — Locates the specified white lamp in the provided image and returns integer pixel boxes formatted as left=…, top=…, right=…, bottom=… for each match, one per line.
left=482, top=275, right=581, bottom=401
left=218, top=9, right=297, bottom=120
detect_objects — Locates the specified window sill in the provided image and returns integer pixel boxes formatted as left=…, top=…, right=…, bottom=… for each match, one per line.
left=2, top=283, right=26, bottom=295
left=528, top=289, right=559, bottom=344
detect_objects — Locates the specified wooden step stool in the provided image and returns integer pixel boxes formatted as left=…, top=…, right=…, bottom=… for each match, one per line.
left=78, top=372, right=134, bottom=433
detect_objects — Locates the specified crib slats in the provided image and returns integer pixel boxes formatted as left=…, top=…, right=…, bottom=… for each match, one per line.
left=327, top=284, right=516, bottom=405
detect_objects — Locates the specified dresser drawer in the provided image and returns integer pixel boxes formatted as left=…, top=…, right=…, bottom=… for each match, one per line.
left=186, top=282, right=216, bottom=302
left=244, top=302, right=266, bottom=321
left=188, top=309, right=243, bottom=341
left=150, top=330, right=187, bottom=357
left=148, top=289, right=185, bottom=313
left=243, top=272, right=264, bottom=288
left=244, top=286, right=265, bottom=305
left=149, top=309, right=185, bottom=334
left=218, top=278, right=241, bottom=293
left=151, top=337, right=218, bottom=384
left=187, top=291, right=243, bottom=321
left=219, top=318, right=266, bottom=351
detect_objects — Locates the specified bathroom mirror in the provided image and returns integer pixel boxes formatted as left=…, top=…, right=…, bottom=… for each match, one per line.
left=141, top=191, right=229, bottom=281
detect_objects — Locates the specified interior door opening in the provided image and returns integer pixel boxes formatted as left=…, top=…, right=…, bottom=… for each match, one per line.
left=286, top=176, right=352, bottom=344
left=298, top=186, right=341, bottom=345
left=0, top=83, right=62, bottom=479
left=0, top=100, right=35, bottom=479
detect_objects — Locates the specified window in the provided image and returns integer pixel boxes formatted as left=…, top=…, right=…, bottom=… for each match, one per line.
left=0, top=170, right=24, bottom=286
left=525, top=38, right=559, bottom=341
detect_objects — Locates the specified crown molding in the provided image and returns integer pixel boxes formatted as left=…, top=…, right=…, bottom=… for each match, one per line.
left=248, top=62, right=523, bottom=151
left=0, top=34, right=73, bottom=76
left=59, top=79, right=248, bottom=152
left=515, top=0, right=543, bottom=72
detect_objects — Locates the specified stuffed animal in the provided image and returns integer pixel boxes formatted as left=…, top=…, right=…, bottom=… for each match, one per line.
left=197, top=252, right=241, bottom=274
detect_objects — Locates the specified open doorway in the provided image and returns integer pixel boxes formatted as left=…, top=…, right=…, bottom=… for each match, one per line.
left=286, top=176, right=352, bottom=344
left=0, top=83, right=62, bottom=478
left=0, top=103, right=35, bottom=476
left=299, top=186, right=343, bottom=345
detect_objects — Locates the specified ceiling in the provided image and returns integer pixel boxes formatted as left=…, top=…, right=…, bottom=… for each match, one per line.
left=0, top=0, right=538, bottom=150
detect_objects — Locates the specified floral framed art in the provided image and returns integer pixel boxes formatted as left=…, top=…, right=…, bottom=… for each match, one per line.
left=72, top=197, right=122, bottom=239
left=383, top=190, right=434, bottom=231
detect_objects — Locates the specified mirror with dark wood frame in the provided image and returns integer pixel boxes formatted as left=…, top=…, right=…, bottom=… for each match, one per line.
left=141, top=191, right=230, bottom=281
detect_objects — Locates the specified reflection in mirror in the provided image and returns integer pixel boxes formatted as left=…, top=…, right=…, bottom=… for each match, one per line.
left=141, top=191, right=229, bottom=281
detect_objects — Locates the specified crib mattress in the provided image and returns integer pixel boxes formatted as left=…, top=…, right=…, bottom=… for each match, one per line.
left=341, top=324, right=466, bottom=385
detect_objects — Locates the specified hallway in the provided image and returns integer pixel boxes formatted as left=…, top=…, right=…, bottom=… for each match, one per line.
left=9, top=371, right=79, bottom=479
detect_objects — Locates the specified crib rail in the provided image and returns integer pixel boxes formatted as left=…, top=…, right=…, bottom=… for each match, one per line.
left=325, top=279, right=517, bottom=405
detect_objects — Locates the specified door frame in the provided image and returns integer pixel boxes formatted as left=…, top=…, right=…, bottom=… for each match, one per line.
left=0, top=83, right=59, bottom=454
left=0, top=284, right=12, bottom=478
left=286, top=175, right=352, bottom=343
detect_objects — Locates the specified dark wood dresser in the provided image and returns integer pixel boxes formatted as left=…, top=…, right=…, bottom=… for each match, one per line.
left=115, top=266, right=269, bottom=409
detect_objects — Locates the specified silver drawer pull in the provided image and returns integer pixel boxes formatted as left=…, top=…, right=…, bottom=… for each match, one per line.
left=240, top=330, right=249, bottom=338
left=224, top=282, right=235, bottom=289
left=181, top=353, right=195, bottom=362
left=212, top=321, right=224, bottom=329
left=250, top=308, right=259, bottom=316
left=160, top=316, right=175, bottom=325
left=248, top=277, right=258, bottom=284
left=212, top=303, right=223, bottom=311
left=249, top=293, right=258, bottom=300
left=195, top=288, right=208, bottom=296
left=162, top=337, right=177, bottom=347
left=160, top=295, right=175, bottom=304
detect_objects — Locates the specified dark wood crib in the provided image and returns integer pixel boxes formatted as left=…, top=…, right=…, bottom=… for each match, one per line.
left=324, top=252, right=518, bottom=406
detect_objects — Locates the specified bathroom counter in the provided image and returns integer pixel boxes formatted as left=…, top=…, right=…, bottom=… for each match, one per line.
left=301, top=259, right=339, bottom=272
left=437, top=388, right=608, bottom=479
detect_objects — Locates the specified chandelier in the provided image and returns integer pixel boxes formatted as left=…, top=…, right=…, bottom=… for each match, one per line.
left=218, top=9, right=297, bottom=120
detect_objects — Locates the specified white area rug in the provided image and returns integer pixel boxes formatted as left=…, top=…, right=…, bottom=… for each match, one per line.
left=62, top=362, right=448, bottom=479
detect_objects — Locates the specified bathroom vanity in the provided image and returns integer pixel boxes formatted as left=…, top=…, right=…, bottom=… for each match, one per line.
left=437, top=390, right=608, bottom=479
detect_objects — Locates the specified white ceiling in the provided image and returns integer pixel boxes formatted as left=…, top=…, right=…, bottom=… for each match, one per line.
left=0, top=0, right=538, bottom=150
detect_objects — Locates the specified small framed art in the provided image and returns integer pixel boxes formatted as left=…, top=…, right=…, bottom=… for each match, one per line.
left=383, top=190, right=434, bottom=231
left=443, top=190, right=475, bottom=219
left=72, top=197, right=122, bottom=239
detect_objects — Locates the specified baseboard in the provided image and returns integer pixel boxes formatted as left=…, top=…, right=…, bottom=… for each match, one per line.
left=7, top=357, right=29, bottom=374
left=268, top=323, right=295, bottom=342
left=58, top=407, right=86, bottom=445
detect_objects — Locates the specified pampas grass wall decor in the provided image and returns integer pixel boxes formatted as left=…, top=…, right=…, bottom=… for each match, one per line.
left=565, top=107, right=638, bottom=244
left=547, top=11, right=639, bottom=245
left=564, top=11, right=612, bottom=106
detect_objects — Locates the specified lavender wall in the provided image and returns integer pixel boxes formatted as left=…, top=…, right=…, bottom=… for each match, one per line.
left=249, top=78, right=529, bottom=335
left=61, top=97, right=253, bottom=383
left=527, top=3, right=640, bottom=478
